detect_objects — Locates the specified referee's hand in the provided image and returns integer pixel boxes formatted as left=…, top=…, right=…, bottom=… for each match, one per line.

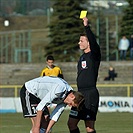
left=83, top=17, right=88, bottom=26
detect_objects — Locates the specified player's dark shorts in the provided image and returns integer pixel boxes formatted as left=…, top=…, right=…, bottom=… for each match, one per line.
left=69, top=87, right=99, bottom=121
left=20, top=85, right=49, bottom=118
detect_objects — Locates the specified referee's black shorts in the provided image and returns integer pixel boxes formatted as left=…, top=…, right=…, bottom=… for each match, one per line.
left=69, top=88, right=99, bottom=121
left=20, top=85, right=49, bottom=118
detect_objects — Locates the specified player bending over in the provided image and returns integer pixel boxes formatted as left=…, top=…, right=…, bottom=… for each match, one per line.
left=20, top=76, right=84, bottom=133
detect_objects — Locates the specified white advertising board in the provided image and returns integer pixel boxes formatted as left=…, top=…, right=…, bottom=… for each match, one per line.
left=99, top=97, right=133, bottom=112
left=0, top=97, right=22, bottom=113
left=0, top=97, right=133, bottom=113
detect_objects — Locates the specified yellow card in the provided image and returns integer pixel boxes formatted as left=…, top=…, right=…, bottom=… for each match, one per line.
left=80, top=10, right=87, bottom=19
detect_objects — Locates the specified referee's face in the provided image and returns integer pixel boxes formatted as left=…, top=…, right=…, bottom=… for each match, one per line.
left=78, top=36, right=90, bottom=53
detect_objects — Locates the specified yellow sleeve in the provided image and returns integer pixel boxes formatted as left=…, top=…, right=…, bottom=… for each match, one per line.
left=40, top=67, right=47, bottom=76
left=54, top=67, right=64, bottom=79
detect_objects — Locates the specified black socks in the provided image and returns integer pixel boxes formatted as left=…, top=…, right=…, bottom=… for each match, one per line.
left=70, top=127, right=80, bottom=133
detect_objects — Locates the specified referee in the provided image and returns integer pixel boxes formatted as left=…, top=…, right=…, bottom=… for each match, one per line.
left=68, top=17, right=101, bottom=133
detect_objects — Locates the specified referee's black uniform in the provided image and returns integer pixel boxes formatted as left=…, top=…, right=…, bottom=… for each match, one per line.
left=70, top=25, right=101, bottom=121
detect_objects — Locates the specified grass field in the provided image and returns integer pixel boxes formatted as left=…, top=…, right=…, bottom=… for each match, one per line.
left=0, top=111, right=133, bottom=133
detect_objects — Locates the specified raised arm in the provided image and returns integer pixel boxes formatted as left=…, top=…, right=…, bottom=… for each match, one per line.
left=83, top=17, right=101, bottom=60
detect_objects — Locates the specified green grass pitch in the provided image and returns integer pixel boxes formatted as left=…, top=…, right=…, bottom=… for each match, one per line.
left=0, top=111, right=133, bottom=133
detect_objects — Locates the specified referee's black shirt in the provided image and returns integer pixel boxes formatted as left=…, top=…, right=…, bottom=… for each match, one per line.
left=77, top=26, right=101, bottom=90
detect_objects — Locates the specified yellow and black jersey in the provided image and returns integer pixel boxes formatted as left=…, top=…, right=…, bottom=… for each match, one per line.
left=40, top=66, right=64, bottom=79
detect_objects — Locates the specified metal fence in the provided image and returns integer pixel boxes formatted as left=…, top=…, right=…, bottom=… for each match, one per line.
left=0, top=30, right=32, bottom=63
left=0, top=84, right=133, bottom=97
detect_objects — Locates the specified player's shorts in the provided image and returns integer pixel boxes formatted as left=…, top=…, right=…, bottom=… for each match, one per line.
left=69, top=88, right=99, bottom=121
left=69, top=105, right=97, bottom=121
left=20, top=85, right=49, bottom=118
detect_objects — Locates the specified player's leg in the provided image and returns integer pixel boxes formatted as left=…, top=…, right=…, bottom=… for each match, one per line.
left=30, top=106, right=50, bottom=132
left=20, top=85, right=35, bottom=133
left=84, top=120, right=96, bottom=133
left=40, top=114, right=50, bottom=129
left=30, top=116, right=47, bottom=133
left=81, top=88, right=99, bottom=133
left=30, top=117, right=36, bottom=132
left=67, top=106, right=81, bottom=133
left=20, top=85, right=48, bottom=133
left=67, top=117, right=80, bottom=133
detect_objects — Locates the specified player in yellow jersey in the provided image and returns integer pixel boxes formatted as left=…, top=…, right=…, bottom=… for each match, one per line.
left=40, top=55, right=64, bottom=132
left=40, top=55, right=64, bottom=79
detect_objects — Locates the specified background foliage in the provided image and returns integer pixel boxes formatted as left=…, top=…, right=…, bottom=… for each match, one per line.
left=45, top=0, right=87, bottom=61
left=0, top=0, right=132, bottom=62
left=46, top=0, right=132, bottom=61
left=120, top=0, right=133, bottom=38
